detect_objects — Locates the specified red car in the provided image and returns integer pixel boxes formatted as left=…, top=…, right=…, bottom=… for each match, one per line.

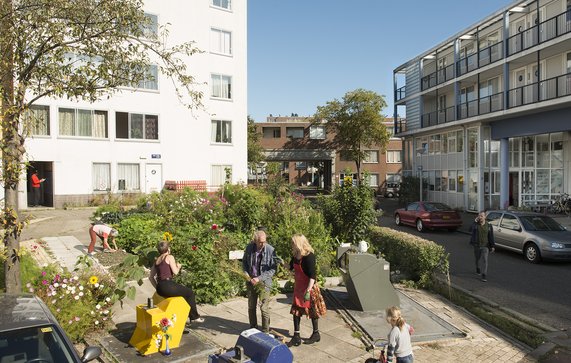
left=394, top=201, right=462, bottom=232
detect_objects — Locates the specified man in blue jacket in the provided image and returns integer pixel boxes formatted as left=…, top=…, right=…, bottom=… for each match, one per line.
left=242, top=230, right=277, bottom=333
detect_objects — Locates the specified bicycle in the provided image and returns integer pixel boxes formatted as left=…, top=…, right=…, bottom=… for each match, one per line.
left=551, top=193, right=571, bottom=216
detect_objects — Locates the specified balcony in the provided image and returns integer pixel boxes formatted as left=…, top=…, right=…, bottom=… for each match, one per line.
left=421, top=64, right=454, bottom=91
left=421, top=106, right=456, bottom=128
left=395, top=86, right=406, bottom=101
left=508, top=72, right=571, bottom=108
left=508, top=9, right=571, bottom=56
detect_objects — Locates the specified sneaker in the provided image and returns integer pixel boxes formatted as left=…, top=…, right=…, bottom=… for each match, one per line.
left=192, top=317, right=205, bottom=323
left=87, top=251, right=97, bottom=256
left=481, top=274, right=487, bottom=282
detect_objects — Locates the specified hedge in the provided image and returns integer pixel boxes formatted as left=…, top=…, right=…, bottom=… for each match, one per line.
left=370, top=226, right=449, bottom=287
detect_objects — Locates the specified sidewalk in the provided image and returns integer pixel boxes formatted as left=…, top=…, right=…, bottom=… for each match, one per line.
left=19, top=208, right=544, bottom=362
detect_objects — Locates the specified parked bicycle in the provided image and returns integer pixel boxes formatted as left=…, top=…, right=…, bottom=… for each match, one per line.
left=551, top=193, right=571, bottom=215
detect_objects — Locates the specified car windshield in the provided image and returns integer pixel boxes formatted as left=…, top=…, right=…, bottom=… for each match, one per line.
left=424, top=203, right=452, bottom=212
left=519, top=216, right=566, bottom=231
left=0, top=325, right=76, bottom=363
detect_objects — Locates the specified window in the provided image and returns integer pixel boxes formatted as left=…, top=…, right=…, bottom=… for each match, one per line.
left=93, top=163, right=111, bottom=191
left=117, top=163, right=140, bottom=191
left=142, top=13, right=158, bottom=38
left=448, top=170, right=457, bottom=191
left=211, top=120, right=232, bottom=144
left=212, top=0, right=231, bottom=10
left=211, top=74, right=232, bottom=99
left=286, top=127, right=304, bottom=139
left=115, top=112, right=158, bottom=140
left=364, top=150, right=379, bottom=163
left=339, top=150, right=352, bottom=161
left=211, top=28, right=232, bottom=55
left=25, top=105, right=50, bottom=136
left=500, top=214, right=520, bottom=230
left=309, top=126, right=325, bottom=139
left=295, top=162, right=306, bottom=170
left=386, top=174, right=401, bottom=183
left=386, top=151, right=401, bottom=163
left=59, top=108, right=107, bottom=138
left=262, top=127, right=281, bottom=138
left=212, top=165, right=232, bottom=186
left=137, top=65, right=158, bottom=90
left=368, top=173, right=379, bottom=187
left=486, top=212, right=503, bottom=226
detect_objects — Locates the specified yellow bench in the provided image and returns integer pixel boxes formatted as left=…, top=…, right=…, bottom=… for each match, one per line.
left=129, top=294, right=190, bottom=355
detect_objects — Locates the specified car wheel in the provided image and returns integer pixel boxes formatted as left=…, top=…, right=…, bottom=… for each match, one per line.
left=524, top=243, right=541, bottom=264
left=387, top=192, right=394, bottom=198
left=416, top=219, right=424, bottom=232
left=395, top=214, right=401, bottom=226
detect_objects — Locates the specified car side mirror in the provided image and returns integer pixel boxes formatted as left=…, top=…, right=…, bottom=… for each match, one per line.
left=82, top=346, right=102, bottom=362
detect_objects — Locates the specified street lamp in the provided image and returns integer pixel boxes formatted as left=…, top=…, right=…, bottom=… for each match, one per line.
left=417, top=165, right=423, bottom=202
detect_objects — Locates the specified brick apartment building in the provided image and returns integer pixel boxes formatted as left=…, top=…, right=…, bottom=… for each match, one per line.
left=252, top=116, right=404, bottom=193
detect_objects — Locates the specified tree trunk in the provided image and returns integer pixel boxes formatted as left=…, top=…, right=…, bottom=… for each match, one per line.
left=1, top=0, right=23, bottom=294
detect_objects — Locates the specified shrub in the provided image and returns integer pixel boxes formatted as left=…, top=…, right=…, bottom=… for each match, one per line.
left=370, top=226, right=449, bottom=287
left=221, top=184, right=269, bottom=232
left=117, top=213, right=163, bottom=253
left=317, top=181, right=377, bottom=244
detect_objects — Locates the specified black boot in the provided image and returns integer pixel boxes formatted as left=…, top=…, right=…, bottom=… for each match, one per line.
left=303, top=331, right=321, bottom=344
left=286, top=332, right=302, bottom=347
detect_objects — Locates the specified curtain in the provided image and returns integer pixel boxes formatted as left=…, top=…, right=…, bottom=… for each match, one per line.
left=145, top=115, right=158, bottom=139
left=211, top=75, right=221, bottom=97
left=93, top=163, right=111, bottom=191
left=26, top=105, right=49, bottom=135
left=59, top=108, right=75, bottom=136
left=77, top=109, right=92, bottom=137
left=222, top=121, right=231, bottom=143
left=118, top=164, right=140, bottom=191
left=130, top=114, right=144, bottom=139
left=93, top=111, right=107, bottom=138
left=211, top=120, right=219, bottom=142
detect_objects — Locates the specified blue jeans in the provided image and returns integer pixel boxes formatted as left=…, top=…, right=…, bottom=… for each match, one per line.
left=397, top=354, right=414, bottom=363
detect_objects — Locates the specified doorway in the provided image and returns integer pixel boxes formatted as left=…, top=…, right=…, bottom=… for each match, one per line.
left=509, top=172, right=519, bottom=208
left=145, top=164, right=163, bottom=193
left=27, top=161, right=53, bottom=208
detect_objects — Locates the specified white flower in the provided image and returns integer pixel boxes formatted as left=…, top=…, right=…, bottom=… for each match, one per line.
left=105, top=297, right=111, bottom=302
left=78, top=292, right=84, bottom=297
left=26, top=283, right=31, bottom=288
left=54, top=283, right=59, bottom=288
left=79, top=285, right=84, bottom=291
left=103, top=310, right=109, bottom=315
left=96, top=304, right=101, bottom=310
left=28, top=288, right=34, bottom=293
left=95, top=321, right=99, bottom=325
left=94, top=283, right=100, bottom=288
left=52, top=300, right=56, bottom=304
left=74, top=295, right=80, bottom=300
left=91, top=311, right=95, bottom=315
left=99, top=285, right=104, bottom=289
left=73, top=276, right=79, bottom=281
left=62, top=283, right=67, bottom=288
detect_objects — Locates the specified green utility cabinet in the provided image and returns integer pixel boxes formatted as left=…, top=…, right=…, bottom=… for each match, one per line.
left=337, top=246, right=400, bottom=311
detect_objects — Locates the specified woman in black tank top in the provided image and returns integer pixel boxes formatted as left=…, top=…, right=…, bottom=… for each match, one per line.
left=149, top=241, right=203, bottom=323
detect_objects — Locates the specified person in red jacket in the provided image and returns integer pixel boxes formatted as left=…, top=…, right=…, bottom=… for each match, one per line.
left=30, top=171, right=45, bottom=207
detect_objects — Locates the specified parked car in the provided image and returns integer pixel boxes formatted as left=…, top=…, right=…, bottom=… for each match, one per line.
left=485, top=210, right=571, bottom=263
left=380, top=182, right=400, bottom=198
left=0, top=294, right=102, bottom=363
left=395, top=201, right=462, bottom=232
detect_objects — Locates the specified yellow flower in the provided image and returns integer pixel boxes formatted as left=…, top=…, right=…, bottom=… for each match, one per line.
left=162, top=232, right=173, bottom=241
left=89, top=276, right=98, bottom=285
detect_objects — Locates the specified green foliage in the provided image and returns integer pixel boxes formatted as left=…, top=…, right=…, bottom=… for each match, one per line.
left=370, top=226, right=449, bottom=288
left=222, top=184, right=269, bottom=232
left=317, top=181, right=377, bottom=244
left=117, top=213, right=163, bottom=253
left=398, top=175, right=421, bottom=205
left=247, top=115, right=264, bottom=165
left=313, top=89, right=390, bottom=179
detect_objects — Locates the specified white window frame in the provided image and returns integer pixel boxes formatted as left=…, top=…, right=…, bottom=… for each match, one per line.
left=368, top=173, right=379, bottom=187
left=25, top=105, right=50, bottom=136
left=309, top=125, right=325, bottom=139
left=211, top=28, right=232, bottom=56
left=136, top=64, right=158, bottom=90
left=363, top=150, right=379, bottom=163
left=386, top=150, right=401, bottom=164
left=58, top=107, right=108, bottom=138
left=212, top=0, right=231, bottom=10
left=211, top=120, right=232, bottom=144
left=117, top=163, right=140, bottom=191
left=211, top=74, right=232, bottom=99
left=93, top=163, right=111, bottom=191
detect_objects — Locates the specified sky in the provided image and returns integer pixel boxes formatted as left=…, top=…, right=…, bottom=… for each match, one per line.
left=247, top=0, right=516, bottom=122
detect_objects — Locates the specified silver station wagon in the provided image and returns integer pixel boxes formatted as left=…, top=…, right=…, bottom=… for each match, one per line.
left=486, top=210, right=571, bottom=263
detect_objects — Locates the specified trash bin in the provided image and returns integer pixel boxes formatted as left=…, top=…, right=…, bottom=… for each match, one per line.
left=337, top=246, right=400, bottom=311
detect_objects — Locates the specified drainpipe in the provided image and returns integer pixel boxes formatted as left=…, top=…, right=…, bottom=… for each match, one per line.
left=503, top=10, right=510, bottom=109
left=462, top=125, right=468, bottom=211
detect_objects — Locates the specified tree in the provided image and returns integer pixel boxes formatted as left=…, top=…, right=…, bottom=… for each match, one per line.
left=0, top=0, right=203, bottom=293
left=313, top=89, right=390, bottom=185
left=247, top=115, right=264, bottom=183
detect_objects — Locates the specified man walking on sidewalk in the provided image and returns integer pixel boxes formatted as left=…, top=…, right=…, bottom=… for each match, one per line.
left=470, top=211, right=495, bottom=282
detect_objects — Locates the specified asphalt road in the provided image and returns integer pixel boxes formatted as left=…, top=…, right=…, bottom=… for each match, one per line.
left=377, top=199, right=571, bottom=331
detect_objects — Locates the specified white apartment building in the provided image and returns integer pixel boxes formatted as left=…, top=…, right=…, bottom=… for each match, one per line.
left=22, top=0, right=247, bottom=208
left=394, top=0, right=571, bottom=212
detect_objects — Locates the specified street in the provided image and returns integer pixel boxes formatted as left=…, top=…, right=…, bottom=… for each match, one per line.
left=377, top=200, right=571, bottom=331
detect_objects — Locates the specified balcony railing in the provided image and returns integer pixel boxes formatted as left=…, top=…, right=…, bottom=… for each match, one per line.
left=508, top=71, right=571, bottom=108
left=421, top=72, right=437, bottom=90
left=477, top=42, right=503, bottom=68
left=508, top=9, right=571, bottom=56
left=421, top=105, right=456, bottom=128
left=477, top=92, right=503, bottom=115
left=395, top=86, right=406, bottom=101
left=421, top=64, right=455, bottom=91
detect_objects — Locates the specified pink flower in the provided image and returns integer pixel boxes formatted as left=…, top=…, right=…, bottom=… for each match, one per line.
left=42, top=280, right=48, bottom=285
left=192, top=245, right=198, bottom=251
left=211, top=224, right=218, bottom=230
left=41, top=271, right=46, bottom=277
